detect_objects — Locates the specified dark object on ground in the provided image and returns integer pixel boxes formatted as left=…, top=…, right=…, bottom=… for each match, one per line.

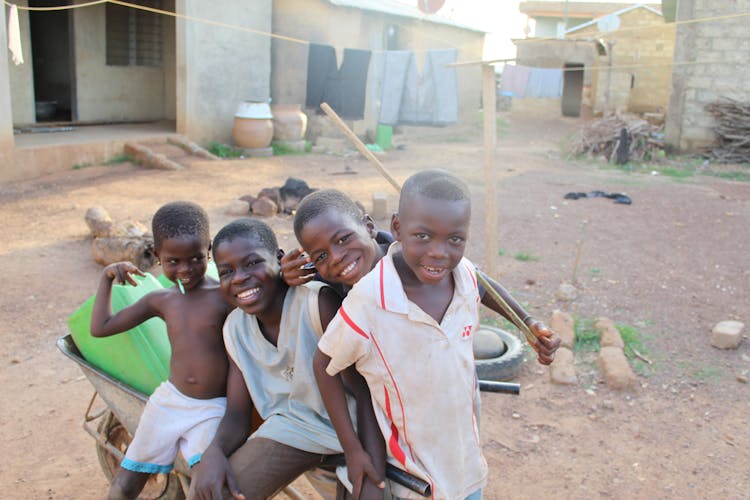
left=279, top=177, right=316, bottom=213
left=705, top=99, right=750, bottom=163
left=565, top=191, right=632, bottom=205
left=615, top=127, right=630, bottom=164
left=474, top=327, right=525, bottom=381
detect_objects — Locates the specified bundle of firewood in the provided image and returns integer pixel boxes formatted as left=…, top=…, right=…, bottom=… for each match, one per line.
left=705, top=99, right=750, bottom=163
left=569, top=114, right=664, bottom=162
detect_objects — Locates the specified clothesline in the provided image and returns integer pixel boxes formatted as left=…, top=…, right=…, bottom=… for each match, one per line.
left=4, top=0, right=750, bottom=64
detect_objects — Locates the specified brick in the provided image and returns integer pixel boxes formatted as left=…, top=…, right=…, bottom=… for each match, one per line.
left=710, top=321, right=744, bottom=349
left=595, top=318, right=624, bottom=349
left=598, top=346, right=637, bottom=390
left=549, top=310, right=575, bottom=350
left=371, top=192, right=388, bottom=220
left=549, top=347, right=577, bottom=385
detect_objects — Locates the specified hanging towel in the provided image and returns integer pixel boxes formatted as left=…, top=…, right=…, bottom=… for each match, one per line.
left=379, top=51, right=414, bottom=126
left=332, top=48, right=371, bottom=119
left=305, top=44, right=338, bottom=109
left=424, top=48, right=458, bottom=124
left=526, top=68, right=563, bottom=98
left=500, top=64, right=531, bottom=98
left=8, top=4, right=24, bottom=65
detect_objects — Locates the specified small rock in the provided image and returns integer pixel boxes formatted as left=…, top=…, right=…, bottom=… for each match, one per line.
left=251, top=197, right=279, bottom=217
left=473, top=328, right=505, bottom=359
left=710, top=320, right=744, bottom=349
left=11, top=357, right=20, bottom=364
left=239, top=194, right=257, bottom=206
left=601, top=399, right=615, bottom=410
left=555, top=283, right=579, bottom=302
left=599, top=346, right=637, bottom=390
left=371, top=192, right=388, bottom=220
left=596, top=317, right=624, bottom=348
left=512, top=412, right=520, bottom=419
left=549, top=347, right=577, bottom=385
left=549, top=310, right=575, bottom=349
left=257, top=187, right=281, bottom=208
left=224, top=199, right=251, bottom=216
left=737, top=375, right=748, bottom=384
left=84, top=206, right=113, bottom=238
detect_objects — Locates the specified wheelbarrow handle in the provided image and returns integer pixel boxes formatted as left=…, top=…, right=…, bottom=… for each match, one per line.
left=386, top=464, right=431, bottom=497
left=479, top=380, right=521, bottom=395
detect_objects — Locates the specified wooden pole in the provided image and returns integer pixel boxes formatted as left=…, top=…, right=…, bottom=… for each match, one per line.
left=319, top=102, right=401, bottom=192
left=482, top=64, right=497, bottom=276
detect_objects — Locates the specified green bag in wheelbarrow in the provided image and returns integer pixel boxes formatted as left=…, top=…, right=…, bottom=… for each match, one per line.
left=67, top=272, right=170, bottom=395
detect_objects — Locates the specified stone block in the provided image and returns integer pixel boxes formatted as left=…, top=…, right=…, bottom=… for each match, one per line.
left=371, top=192, right=388, bottom=220
left=225, top=199, right=250, bottom=216
left=549, top=347, right=577, bottom=385
left=595, top=318, right=624, bottom=348
left=555, top=283, right=578, bottom=302
left=549, top=310, right=575, bottom=350
left=710, top=321, right=744, bottom=349
left=473, top=328, right=505, bottom=360
left=251, top=197, right=278, bottom=217
left=598, top=346, right=637, bottom=390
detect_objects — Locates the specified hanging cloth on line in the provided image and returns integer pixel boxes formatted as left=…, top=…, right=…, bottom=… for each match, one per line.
left=500, top=64, right=531, bottom=98
left=379, top=48, right=458, bottom=126
left=305, top=44, right=371, bottom=119
left=526, top=67, right=563, bottom=98
left=8, top=3, right=24, bottom=65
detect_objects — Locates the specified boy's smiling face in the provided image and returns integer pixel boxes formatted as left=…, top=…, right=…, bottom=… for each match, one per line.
left=391, top=194, right=470, bottom=285
left=154, top=235, right=210, bottom=292
left=297, top=208, right=379, bottom=287
left=214, top=235, right=282, bottom=315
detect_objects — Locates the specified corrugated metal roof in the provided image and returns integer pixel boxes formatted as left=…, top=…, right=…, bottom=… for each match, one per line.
left=326, top=0, right=486, bottom=32
left=520, top=1, right=661, bottom=18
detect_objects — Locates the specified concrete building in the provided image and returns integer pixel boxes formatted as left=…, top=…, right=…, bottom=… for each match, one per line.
left=513, top=2, right=674, bottom=117
left=665, top=0, right=750, bottom=152
left=271, top=0, right=486, bottom=137
left=2, top=0, right=270, bottom=183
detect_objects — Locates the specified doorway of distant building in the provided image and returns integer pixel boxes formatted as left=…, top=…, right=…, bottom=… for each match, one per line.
left=561, top=63, right=584, bottom=117
left=28, top=0, right=76, bottom=122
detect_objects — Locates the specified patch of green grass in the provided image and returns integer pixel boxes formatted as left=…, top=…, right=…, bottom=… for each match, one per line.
left=573, top=318, right=599, bottom=353
left=589, top=268, right=601, bottom=276
left=657, top=166, right=696, bottom=180
left=207, top=141, right=244, bottom=158
left=691, top=366, right=723, bottom=382
left=497, top=249, right=506, bottom=256
left=443, top=136, right=471, bottom=143
left=705, top=170, right=750, bottom=182
left=514, top=252, right=539, bottom=262
left=102, top=154, right=133, bottom=166
left=618, top=323, right=653, bottom=375
left=480, top=315, right=515, bottom=332
left=271, top=140, right=312, bottom=156
left=72, top=162, right=92, bottom=170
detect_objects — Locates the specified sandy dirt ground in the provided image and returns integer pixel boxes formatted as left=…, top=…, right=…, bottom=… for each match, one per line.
left=1, top=115, right=749, bottom=499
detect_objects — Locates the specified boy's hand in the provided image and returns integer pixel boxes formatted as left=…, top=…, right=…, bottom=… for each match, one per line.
left=104, top=262, right=145, bottom=286
left=346, top=447, right=385, bottom=500
left=528, top=320, right=561, bottom=365
left=189, top=445, right=244, bottom=500
left=280, top=247, right=316, bottom=286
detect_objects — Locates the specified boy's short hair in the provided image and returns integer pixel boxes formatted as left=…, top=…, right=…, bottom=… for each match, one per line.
left=152, top=201, right=210, bottom=250
left=212, top=218, right=278, bottom=260
left=293, top=189, right=363, bottom=239
left=399, top=169, right=471, bottom=212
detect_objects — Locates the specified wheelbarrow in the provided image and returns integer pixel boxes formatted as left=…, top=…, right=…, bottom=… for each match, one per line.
left=59, top=334, right=519, bottom=498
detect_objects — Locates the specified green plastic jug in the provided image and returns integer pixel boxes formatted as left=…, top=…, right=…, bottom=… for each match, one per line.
left=68, top=273, right=171, bottom=395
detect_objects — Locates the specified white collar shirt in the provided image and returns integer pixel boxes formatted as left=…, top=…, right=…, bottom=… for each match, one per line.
left=318, top=243, right=487, bottom=500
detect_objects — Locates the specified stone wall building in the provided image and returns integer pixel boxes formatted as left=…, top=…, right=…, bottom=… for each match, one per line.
left=665, top=0, right=750, bottom=152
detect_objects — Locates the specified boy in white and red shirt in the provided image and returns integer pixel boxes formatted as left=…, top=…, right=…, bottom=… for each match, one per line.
left=314, top=170, right=560, bottom=499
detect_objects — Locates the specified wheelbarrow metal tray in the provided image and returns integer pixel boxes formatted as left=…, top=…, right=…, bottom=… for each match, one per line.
left=58, top=334, right=147, bottom=435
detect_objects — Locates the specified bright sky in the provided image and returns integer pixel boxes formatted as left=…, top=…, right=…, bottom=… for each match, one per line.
left=394, top=0, right=649, bottom=60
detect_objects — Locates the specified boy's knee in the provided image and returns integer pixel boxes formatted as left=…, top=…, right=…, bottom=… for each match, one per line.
left=107, top=470, right=149, bottom=500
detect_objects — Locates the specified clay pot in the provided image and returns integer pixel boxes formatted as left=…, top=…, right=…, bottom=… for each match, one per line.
left=232, top=101, right=274, bottom=149
left=271, top=104, right=307, bottom=141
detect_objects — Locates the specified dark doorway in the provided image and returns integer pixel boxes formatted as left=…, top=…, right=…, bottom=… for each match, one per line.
left=562, top=63, right=584, bottom=117
left=29, top=0, right=75, bottom=122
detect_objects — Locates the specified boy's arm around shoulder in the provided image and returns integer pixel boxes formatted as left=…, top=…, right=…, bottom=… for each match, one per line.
left=477, top=269, right=561, bottom=365
left=190, top=356, right=252, bottom=500
left=90, top=262, right=159, bottom=338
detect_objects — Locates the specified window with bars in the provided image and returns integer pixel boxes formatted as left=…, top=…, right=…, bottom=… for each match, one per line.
left=106, top=0, right=163, bottom=67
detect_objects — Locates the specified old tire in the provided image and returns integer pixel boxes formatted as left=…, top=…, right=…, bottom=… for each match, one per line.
left=95, top=413, right=185, bottom=500
left=474, top=327, right=525, bottom=381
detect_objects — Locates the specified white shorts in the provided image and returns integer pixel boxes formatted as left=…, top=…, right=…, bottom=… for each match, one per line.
left=121, top=380, right=226, bottom=474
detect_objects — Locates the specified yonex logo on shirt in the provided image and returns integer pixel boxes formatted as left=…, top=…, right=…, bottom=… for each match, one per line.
left=462, top=325, right=473, bottom=338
